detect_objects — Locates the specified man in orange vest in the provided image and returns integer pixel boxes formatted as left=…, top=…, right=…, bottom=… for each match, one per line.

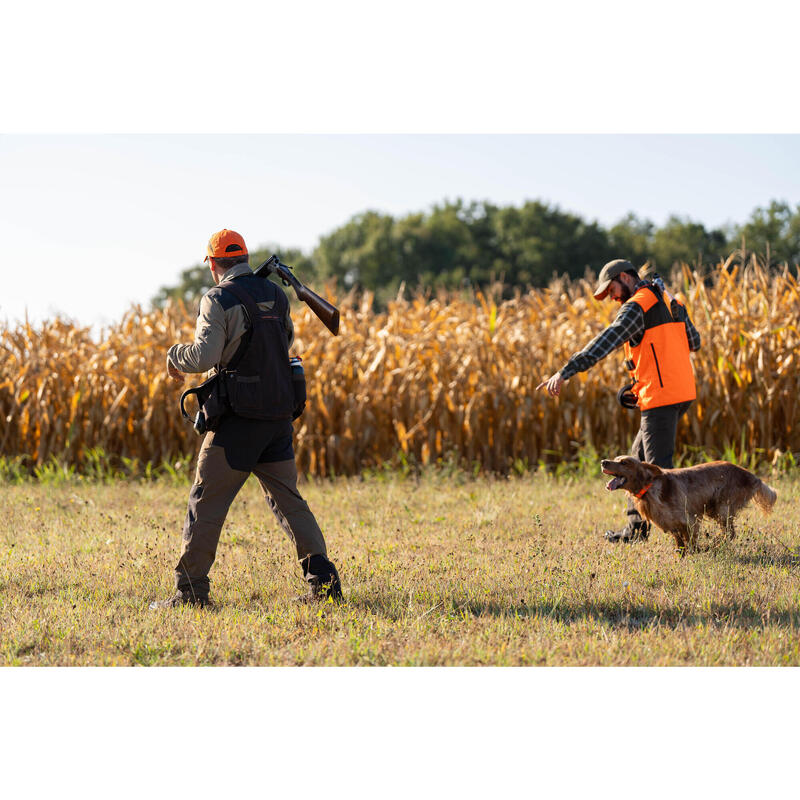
left=537, top=259, right=701, bottom=543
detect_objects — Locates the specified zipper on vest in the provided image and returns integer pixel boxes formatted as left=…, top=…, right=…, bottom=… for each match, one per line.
left=650, top=343, right=664, bottom=387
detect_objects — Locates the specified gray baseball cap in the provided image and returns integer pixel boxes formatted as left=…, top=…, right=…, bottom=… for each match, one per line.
left=593, top=259, right=635, bottom=300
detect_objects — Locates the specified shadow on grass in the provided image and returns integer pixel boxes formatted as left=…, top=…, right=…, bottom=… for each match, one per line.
left=467, top=600, right=798, bottom=631
left=728, top=550, right=800, bottom=569
left=347, top=593, right=799, bottom=632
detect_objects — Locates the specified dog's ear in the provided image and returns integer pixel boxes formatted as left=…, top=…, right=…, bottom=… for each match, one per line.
left=641, top=461, right=663, bottom=477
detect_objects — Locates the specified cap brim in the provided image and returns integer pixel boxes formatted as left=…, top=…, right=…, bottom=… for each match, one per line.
left=593, top=280, right=612, bottom=300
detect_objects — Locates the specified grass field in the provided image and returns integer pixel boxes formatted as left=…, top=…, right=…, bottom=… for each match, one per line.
left=3, top=467, right=799, bottom=666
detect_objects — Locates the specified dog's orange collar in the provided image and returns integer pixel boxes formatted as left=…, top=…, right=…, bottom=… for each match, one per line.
left=635, top=483, right=653, bottom=498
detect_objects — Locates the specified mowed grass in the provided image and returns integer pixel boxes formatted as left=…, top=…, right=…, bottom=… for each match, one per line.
left=2, top=469, right=800, bottom=666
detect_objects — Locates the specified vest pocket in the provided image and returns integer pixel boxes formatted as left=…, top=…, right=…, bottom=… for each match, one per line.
left=228, top=374, right=262, bottom=415
left=649, top=343, right=664, bottom=387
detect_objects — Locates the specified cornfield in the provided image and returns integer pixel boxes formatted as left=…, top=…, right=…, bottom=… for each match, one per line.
left=2, top=259, right=799, bottom=476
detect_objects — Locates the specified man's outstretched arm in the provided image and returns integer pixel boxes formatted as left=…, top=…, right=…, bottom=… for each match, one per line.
left=537, top=302, right=644, bottom=396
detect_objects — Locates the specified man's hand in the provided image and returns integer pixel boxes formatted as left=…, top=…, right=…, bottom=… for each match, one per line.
left=167, top=359, right=185, bottom=385
left=536, top=372, right=564, bottom=398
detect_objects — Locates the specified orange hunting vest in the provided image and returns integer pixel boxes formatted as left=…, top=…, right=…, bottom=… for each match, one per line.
left=623, top=285, right=696, bottom=410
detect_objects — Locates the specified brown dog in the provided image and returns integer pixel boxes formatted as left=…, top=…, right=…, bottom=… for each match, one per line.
left=600, top=456, right=777, bottom=553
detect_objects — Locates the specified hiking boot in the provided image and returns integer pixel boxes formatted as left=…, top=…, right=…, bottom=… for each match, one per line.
left=294, top=554, right=343, bottom=603
left=149, top=589, right=212, bottom=610
left=604, top=520, right=650, bottom=544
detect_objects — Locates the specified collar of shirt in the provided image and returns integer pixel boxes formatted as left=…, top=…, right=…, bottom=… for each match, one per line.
left=219, top=263, right=253, bottom=281
left=617, top=278, right=653, bottom=311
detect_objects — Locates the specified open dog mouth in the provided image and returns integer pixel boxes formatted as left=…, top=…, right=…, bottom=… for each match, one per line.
left=601, top=466, right=627, bottom=491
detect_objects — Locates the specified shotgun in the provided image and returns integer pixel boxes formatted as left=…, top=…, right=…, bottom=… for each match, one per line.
left=254, top=254, right=340, bottom=335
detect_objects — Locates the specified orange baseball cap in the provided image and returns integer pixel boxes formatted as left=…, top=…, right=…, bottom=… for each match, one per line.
left=204, top=229, right=248, bottom=262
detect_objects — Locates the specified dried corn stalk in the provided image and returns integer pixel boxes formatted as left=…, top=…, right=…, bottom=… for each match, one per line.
left=1, top=260, right=798, bottom=475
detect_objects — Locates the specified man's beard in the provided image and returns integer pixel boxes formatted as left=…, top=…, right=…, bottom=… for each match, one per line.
left=619, top=283, right=633, bottom=302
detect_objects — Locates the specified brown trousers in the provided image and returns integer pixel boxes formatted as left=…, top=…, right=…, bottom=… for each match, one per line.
left=175, top=434, right=327, bottom=596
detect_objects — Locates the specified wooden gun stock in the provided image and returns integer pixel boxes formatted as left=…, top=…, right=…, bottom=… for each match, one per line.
left=275, top=264, right=340, bottom=335
left=254, top=255, right=340, bottom=335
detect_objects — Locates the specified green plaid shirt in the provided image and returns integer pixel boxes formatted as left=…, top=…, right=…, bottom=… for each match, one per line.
left=559, top=280, right=701, bottom=381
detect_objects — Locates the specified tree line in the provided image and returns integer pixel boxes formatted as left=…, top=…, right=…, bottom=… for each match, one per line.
left=152, top=198, right=800, bottom=308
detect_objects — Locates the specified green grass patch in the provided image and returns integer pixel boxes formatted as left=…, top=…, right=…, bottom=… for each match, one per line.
left=2, top=470, right=799, bottom=665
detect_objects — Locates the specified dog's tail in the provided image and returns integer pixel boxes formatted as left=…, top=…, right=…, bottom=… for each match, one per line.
left=753, top=479, right=777, bottom=513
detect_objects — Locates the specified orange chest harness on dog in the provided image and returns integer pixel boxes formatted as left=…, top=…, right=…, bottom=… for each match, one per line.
left=635, top=483, right=653, bottom=498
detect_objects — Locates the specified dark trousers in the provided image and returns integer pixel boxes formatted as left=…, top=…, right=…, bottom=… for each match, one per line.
left=626, top=400, right=693, bottom=524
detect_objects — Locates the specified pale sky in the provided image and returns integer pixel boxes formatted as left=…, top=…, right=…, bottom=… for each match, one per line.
left=3, top=3, right=799, bottom=329
left=3, top=134, right=799, bottom=328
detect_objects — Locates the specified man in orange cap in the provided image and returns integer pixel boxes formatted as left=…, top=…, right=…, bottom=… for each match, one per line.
left=151, top=229, right=342, bottom=608
left=537, top=259, right=701, bottom=544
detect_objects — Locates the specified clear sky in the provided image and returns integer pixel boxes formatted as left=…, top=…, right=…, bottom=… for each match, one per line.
left=3, top=134, right=799, bottom=328
left=3, top=3, right=799, bottom=328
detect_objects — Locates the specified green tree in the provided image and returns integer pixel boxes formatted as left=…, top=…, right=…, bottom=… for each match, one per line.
left=731, top=200, right=800, bottom=266
left=313, top=211, right=401, bottom=292
left=312, top=201, right=494, bottom=295
left=650, top=215, right=727, bottom=270
left=607, top=213, right=654, bottom=266
left=312, top=199, right=615, bottom=296
left=404, top=200, right=497, bottom=288
left=150, top=198, right=800, bottom=307
left=151, top=263, right=213, bottom=309
left=491, top=201, right=612, bottom=285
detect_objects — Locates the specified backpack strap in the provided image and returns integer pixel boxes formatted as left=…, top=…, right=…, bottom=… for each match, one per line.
left=216, top=279, right=260, bottom=371
left=218, top=278, right=260, bottom=322
left=645, top=280, right=676, bottom=322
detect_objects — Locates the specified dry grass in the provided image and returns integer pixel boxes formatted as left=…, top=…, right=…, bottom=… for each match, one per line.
left=2, top=469, right=799, bottom=666
left=2, top=259, right=799, bottom=476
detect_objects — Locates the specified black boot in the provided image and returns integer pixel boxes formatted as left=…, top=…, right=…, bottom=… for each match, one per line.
left=605, top=518, right=650, bottom=544
left=149, top=588, right=212, bottom=609
left=295, top=554, right=343, bottom=603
